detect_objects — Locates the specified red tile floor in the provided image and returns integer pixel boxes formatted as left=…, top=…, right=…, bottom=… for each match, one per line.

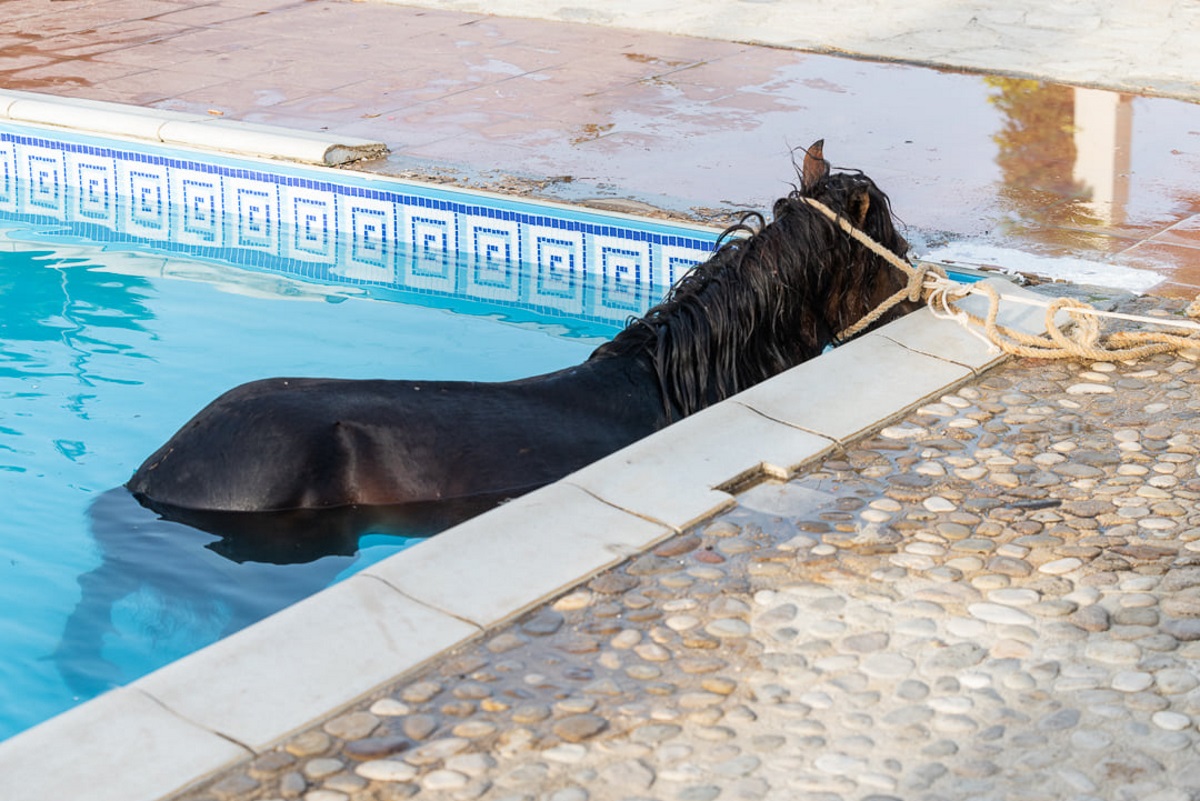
left=3, top=0, right=1200, bottom=295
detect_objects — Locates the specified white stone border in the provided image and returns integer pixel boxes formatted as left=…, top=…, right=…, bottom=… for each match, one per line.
left=0, top=90, right=388, bottom=166
left=0, top=279, right=1055, bottom=801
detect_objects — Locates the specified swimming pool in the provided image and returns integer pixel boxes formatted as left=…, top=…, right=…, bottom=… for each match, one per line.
left=0, top=119, right=720, bottom=741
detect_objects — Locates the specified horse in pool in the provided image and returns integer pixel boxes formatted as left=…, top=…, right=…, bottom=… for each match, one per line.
left=57, top=141, right=913, bottom=695
left=127, top=141, right=916, bottom=536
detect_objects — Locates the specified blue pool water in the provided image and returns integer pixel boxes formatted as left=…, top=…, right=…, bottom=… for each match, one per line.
left=0, top=218, right=615, bottom=741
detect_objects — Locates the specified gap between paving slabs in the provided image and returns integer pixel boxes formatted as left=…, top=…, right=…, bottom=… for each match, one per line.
left=0, top=278, right=1052, bottom=801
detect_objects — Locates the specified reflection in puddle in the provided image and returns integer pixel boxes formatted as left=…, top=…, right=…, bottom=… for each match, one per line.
left=1073, top=89, right=1134, bottom=227
left=988, top=78, right=1137, bottom=233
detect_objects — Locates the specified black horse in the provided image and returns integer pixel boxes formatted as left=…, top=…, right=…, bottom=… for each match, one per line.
left=127, top=141, right=914, bottom=533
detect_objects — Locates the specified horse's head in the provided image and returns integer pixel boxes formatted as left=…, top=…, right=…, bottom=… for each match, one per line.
left=594, top=141, right=919, bottom=420
left=771, top=139, right=916, bottom=351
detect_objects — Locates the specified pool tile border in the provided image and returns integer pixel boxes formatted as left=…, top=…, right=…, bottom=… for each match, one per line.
left=136, top=575, right=481, bottom=752
left=0, top=279, right=1044, bottom=801
left=364, top=483, right=673, bottom=628
left=0, top=687, right=250, bottom=801
left=0, top=112, right=720, bottom=330
left=734, top=335, right=976, bottom=441
left=564, top=401, right=834, bottom=530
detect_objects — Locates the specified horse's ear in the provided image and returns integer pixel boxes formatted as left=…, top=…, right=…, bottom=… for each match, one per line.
left=802, top=139, right=828, bottom=192
left=850, top=189, right=870, bottom=226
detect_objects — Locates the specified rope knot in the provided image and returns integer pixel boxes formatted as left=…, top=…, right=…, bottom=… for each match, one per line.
left=1187, top=294, right=1200, bottom=320
left=907, top=262, right=931, bottom=303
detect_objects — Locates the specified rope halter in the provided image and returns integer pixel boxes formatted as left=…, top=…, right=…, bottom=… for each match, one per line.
left=797, top=197, right=953, bottom=341
left=799, top=196, right=1200, bottom=361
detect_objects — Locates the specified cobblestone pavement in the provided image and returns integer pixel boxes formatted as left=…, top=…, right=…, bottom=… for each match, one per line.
left=175, top=297, right=1200, bottom=800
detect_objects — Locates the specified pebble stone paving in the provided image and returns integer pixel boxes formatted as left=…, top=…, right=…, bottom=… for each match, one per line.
left=177, top=297, right=1200, bottom=801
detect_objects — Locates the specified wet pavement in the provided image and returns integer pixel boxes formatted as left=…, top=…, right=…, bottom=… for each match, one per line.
left=1, top=0, right=1200, bottom=294
left=6, top=1, right=1200, bottom=800
left=389, top=0, right=1200, bottom=106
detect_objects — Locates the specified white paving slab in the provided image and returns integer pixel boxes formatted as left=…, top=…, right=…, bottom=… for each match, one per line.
left=734, top=332, right=974, bottom=442
left=366, top=481, right=672, bottom=627
left=135, top=574, right=477, bottom=752
left=567, top=400, right=835, bottom=527
left=0, top=686, right=248, bottom=801
left=877, top=305, right=1006, bottom=372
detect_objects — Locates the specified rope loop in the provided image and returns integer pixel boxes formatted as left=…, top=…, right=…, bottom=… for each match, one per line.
left=799, top=196, right=1200, bottom=361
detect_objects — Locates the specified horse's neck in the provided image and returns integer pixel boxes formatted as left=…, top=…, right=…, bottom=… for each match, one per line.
left=549, top=348, right=676, bottom=429
left=656, top=293, right=826, bottom=417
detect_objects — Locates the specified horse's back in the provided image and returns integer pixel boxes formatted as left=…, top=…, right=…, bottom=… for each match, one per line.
left=128, top=377, right=363, bottom=511
left=127, top=367, right=661, bottom=512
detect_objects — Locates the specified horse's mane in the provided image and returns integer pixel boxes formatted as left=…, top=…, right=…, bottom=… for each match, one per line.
left=591, top=169, right=908, bottom=419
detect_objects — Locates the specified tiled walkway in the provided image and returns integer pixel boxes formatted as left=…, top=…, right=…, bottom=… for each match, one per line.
left=2, top=0, right=1200, bottom=294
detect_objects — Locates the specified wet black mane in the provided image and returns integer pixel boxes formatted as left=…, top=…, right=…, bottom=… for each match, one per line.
left=592, top=168, right=911, bottom=418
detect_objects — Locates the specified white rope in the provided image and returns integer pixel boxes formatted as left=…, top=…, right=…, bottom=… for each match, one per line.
left=917, top=262, right=1200, bottom=336
left=923, top=275, right=999, bottom=353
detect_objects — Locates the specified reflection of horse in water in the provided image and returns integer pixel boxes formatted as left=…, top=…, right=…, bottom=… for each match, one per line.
left=59, top=142, right=917, bottom=692
left=55, top=489, right=497, bottom=695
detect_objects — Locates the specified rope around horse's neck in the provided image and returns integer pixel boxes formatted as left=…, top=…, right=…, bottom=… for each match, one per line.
left=800, top=197, right=1200, bottom=361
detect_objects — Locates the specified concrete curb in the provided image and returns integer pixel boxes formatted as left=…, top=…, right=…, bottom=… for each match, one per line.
left=0, top=91, right=388, bottom=166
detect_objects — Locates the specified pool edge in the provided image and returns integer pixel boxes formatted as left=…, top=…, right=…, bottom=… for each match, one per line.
left=0, top=279, right=1045, bottom=801
left=0, top=90, right=388, bottom=166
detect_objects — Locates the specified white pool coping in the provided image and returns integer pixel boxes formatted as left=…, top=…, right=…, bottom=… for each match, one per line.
left=0, top=276, right=1056, bottom=801
left=0, top=90, right=388, bottom=166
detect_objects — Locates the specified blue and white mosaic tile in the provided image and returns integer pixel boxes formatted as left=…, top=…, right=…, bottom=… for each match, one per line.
left=0, top=122, right=720, bottom=324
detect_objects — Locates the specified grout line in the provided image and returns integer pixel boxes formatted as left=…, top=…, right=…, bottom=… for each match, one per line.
left=565, top=480, right=691, bottom=536
left=729, top=398, right=842, bottom=445
left=130, top=687, right=257, bottom=757
left=881, top=331, right=1008, bottom=375
left=354, top=572, right=487, bottom=631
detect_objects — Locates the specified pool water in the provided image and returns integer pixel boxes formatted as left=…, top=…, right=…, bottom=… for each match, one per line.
left=0, top=220, right=612, bottom=741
